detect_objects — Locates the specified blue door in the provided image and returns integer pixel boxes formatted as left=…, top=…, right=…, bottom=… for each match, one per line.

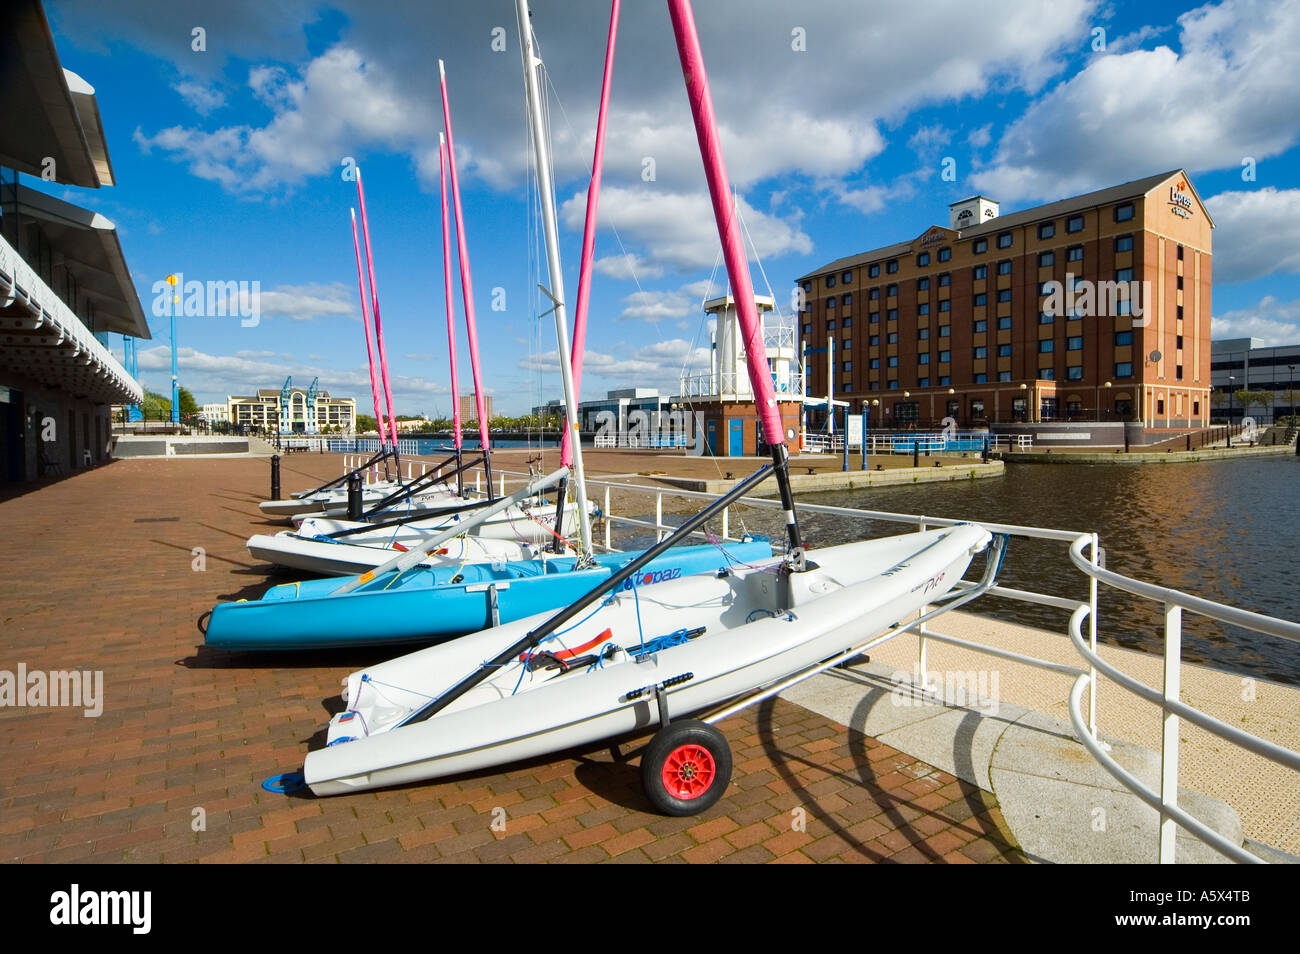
left=728, top=418, right=744, bottom=457
left=706, top=420, right=717, bottom=455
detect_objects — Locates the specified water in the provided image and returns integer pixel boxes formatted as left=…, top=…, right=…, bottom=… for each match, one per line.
left=719, top=456, right=1300, bottom=685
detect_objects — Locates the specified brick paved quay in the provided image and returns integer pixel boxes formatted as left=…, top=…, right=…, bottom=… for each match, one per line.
left=0, top=456, right=1024, bottom=863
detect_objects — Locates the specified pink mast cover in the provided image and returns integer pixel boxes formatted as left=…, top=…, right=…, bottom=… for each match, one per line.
left=439, top=62, right=493, bottom=457
left=667, top=0, right=785, bottom=447
left=354, top=167, right=401, bottom=449
left=440, top=135, right=462, bottom=450
left=350, top=207, right=387, bottom=444
left=561, top=0, right=620, bottom=468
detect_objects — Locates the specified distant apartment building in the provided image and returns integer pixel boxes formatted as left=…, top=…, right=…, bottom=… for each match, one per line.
left=458, top=394, right=493, bottom=424
left=796, top=170, right=1213, bottom=433
left=201, top=403, right=229, bottom=424
left=0, top=0, right=147, bottom=481
left=1210, top=338, right=1300, bottom=423
left=227, top=388, right=355, bottom=435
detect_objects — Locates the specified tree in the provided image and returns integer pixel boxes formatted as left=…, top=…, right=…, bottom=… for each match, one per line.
left=356, top=414, right=378, bottom=434
left=177, top=387, right=199, bottom=417
left=141, top=390, right=170, bottom=420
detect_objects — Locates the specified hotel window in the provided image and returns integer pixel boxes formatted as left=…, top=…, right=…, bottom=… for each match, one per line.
left=939, top=325, right=951, bottom=337
left=826, top=274, right=836, bottom=287
left=869, top=287, right=880, bottom=300
left=888, top=309, right=898, bottom=321
left=918, top=377, right=931, bottom=387
left=1066, top=214, right=1084, bottom=233
left=938, top=272, right=951, bottom=286
left=802, top=280, right=812, bottom=292
left=1038, top=368, right=1055, bottom=380
left=1114, top=330, right=1133, bottom=346
left=973, top=319, right=988, bottom=332
left=844, top=317, right=853, bottom=328
left=888, top=380, right=900, bottom=389
left=1114, top=203, right=1134, bottom=222
left=939, top=350, right=951, bottom=362
left=974, top=373, right=989, bottom=383
left=1176, top=305, right=1184, bottom=320
left=919, top=353, right=931, bottom=365
left=1067, top=245, right=1083, bottom=262
left=997, top=232, right=1013, bottom=249
left=1039, top=340, right=1054, bottom=353
left=1038, top=222, right=1055, bottom=240
left=1067, top=365, right=1084, bottom=380
left=997, top=343, right=1012, bottom=357
left=869, top=264, right=880, bottom=278
left=973, top=238, right=988, bottom=254
left=843, top=361, right=852, bottom=371
left=1115, top=267, right=1134, bottom=283
left=888, top=356, right=899, bottom=367
left=886, top=260, right=899, bottom=274
left=974, top=293, right=988, bottom=306
left=1114, top=234, right=1134, bottom=253
left=997, top=316, right=1012, bottom=330
left=918, top=303, right=930, bottom=315
left=917, top=277, right=930, bottom=291
left=998, top=371, right=1012, bottom=382
left=974, top=346, right=988, bottom=359
left=870, top=381, right=881, bottom=390
left=870, top=312, right=880, bottom=324
left=997, top=260, right=1012, bottom=275
left=938, top=247, right=952, bottom=262
left=1176, top=365, right=1184, bottom=381
left=917, top=252, right=931, bottom=267
left=827, top=296, right=837, bottom=308
left=802, top=323, right=812, bottom=334
left=869, top=335, right=879, bottom=346
left=1038, top=251, right=1055, bottom=267
left=843, top=271, right=853, bottom=283
left=843, top=293, right=853, bottom=305
left=1176, top=275, right=1184, bottom=290
left=1176, top=334, right=1184, bottom=350
left=887, top=331, right=899, bottom=344
left=1116, top=298, right=1132, bottom=316
left=1115, top=361, right=1133, bottom=377
left=1037, top=281, right=1053, bottom=296
left=918, top=328, right=930, bottom=340
left=997, top=289, right=1012, bottom=303
left=1040, top=311, right=1055, bottom=324
left=887, top=283, right=898, bottom=297
left=939, top=300, right=951, bottom=312
left=1193, top=400, right=1200, bottom=414
left=939, top=376, right=952, bottom=386
left=826, top=320, right=836, bottom=330
left=974, top=265, right=988, bottom=280
left=870, top=358, right=880, bottom=369
left=1177, top=245, right=1184, bottom=261
left=1067, top=336, right=1083, bottom=350
left=842, top=339, right=852, bottom=349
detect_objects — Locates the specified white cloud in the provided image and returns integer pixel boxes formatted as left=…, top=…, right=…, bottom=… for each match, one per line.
left=258, top=282, right=355, bottom=321
left=172, top=80, right=226, bottom=115
left=1205, top=188, right=1300, bottom=284
left=1212, top=296, right=1300, bottom=345
left=966, top=124, right=993, bottom=150
left=973, top=0, right=1300, bottom=202
left=593, top=254, right=665, bottom=281
left=519, top=337, right=710, bottom=393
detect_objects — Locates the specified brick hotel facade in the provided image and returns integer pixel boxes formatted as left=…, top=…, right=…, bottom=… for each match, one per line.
left=796, top=170, right=1213, bottom=432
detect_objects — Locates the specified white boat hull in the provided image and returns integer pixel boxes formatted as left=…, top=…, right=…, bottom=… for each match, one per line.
left=304, top=525, right=991, bottom=796
left=246, top=531, right=553, bottom=577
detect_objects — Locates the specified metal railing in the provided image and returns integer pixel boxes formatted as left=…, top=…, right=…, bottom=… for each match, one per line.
left=804, top=431, right=1032, bottom=454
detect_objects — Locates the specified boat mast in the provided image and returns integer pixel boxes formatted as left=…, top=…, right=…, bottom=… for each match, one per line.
left=349, top=208, right=389, bottom=453
left=439, top=133, right=464, bottom=497
left=666, top=0, right=804, bottom=557
left=515, top=0, right=594, bottom=561
left=438, top=61, right=496, bottom=499
left=355, top=167, right=402, bottom=454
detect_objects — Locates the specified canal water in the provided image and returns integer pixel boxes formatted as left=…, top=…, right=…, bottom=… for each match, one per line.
left=715, top=455, right=1300, bottom=685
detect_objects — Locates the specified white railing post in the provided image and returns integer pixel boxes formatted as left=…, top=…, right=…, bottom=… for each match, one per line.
left=1088, top=533, right=1100, bottom=737
left=604, top=486, right=611, bottom=551
left=500, top=472, right=506, bottom=498
left=1159, top=601, right=1183, bottom=864
left=655, top=492, right=664, bottom=542
left=475, top=473, right=481, bottom=496
left=917, top=517, right=929, bottom=691
left=721, top=505, right=729, bottom=541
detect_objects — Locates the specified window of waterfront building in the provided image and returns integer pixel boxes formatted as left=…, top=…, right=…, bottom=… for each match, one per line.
left=1176, top=275, right=1184, bottom=290
left=918, top=303, right=930, bottom=316
left=827, top=320, right=835, bottom=330
left=888, top=356, right=899, bottom=367
left=1067, top=366, right=1083, bottom=380
left=998, top=371, right=1012, bottom=382
left=844, top=293, right=853, bottom=305
left=887, top=331, right=899, bottom=344
left=938, top=272, right=951, bottom=286
left=997, top=289, right=1012, bottom=303
left=870, top=334, right=880, bottom=346
left=1039, top=368, right=1055, bottom=380
left=1114, top=203, right=1134, bottom=222
left=917, top=277, right=930, bottom=291
left=973, top=319, right=988, bottom=332
left=997, top=232, right=1013, bottom=248
left=919, top=353, right=930, bottom=365
left=1066, top=214, right=1084, bottom=233
left=1114, top=234, right=1134, bottom=253
left=940, top=376, right=952, bottom=386
left=1116, top=267, right=1134, bottom=283
left=918, top=377, right=931, bottom=387
left=802, top=281, right=812, bottom=293
left=918, top=327, right=930, bottom=340
left=1115, top=361, right=1133, bottom=377
left=1193, top=400, right=1200, bottom=414
left=869, top=264, right=880, bottom=278
left=870, top=381, right=880, bottom=390
left=938, top=247, right=952, bottom=262
left=843, top=271, right=853, bottom=283
left=998, top=316, right=1012, bottom=330
left=827, top=296, right=837, bottom=308
left=887, top=283, right=898, bottom=297
left=870, top=358, right=880, bottom=369
left=888, top=309, right=899, bottom=321
left=826, top=274, right=836, bottom=287
left=974, top=293, right=988, bottom=306
left=939, top=350, right=951, bottom=362
left=939, top=300, right=951, bottom=312
left=1176, top=334, right=1184, bottom=350
left=843, top=361, right=852, bottom=371
left=1177, top=244, right=1184, bottom=261
left=974, top=373, right=989, bottom=383
left=844, top=317, right=853, bottom=329
left=1040, top=311, right=1055, bottom=324
left=870, top=312, right=880, bottom=324
left=973, top=238, right=988, bottom=254
left=939, top=325, right=951, bottom=337
left=1067, top=245, right=1083, bottom=262
left=974, top=265, right=988, bottom=280
left=997, top=343, right=1011, bottom=357
left=1070, top=274, right=1086, bottom=292
left=889, top=380, right=900, bottom=389
left=802, top=323, right=812, bottom=334
left=1038, top=222, right=1055, bottom=240
left=974, top=346, right=988, bottom=359
left=946, top=399, right=960, bottom=416
left=1176, top=365, right=1184, bottom=380
left=887, top=260, right=899, bottom=273
left=1115, top=330, right=1133, bottom=346
left=1038, top=281, right=1053, bottom=296
left=1039, top=340, right=1054, bottom=353
left=1067, top=335, right=1082, bottom=350
left=997, top=260, right=1012, bottom=275
left=1038, top=251, right=1055, bottom=267
left=917, top=252, right=930, bottom=267
left=843, top=339, right=852, bottom=349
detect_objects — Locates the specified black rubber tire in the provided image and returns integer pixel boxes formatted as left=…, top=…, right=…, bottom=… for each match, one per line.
left=641, top=719, right=733, bottom=816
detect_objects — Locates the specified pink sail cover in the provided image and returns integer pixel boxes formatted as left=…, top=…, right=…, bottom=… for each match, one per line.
left=561, top=0, right=620, bottom=467
left=439, top=64, right=493, bottom=457
left=667, top=0, right=785, bottom=447
left=440, top=138, right=462, bottom=449
left=355, top=168, right=401, bottom=449
left=350, top=208, right=387, bottom=443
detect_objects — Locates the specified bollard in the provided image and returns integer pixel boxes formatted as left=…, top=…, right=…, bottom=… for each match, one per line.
left=912, top=441, right=919, bottom=468
left=270, top=454, right=281, bottom=500
left=981, top=436, right=990, bottom=463
left=347, top=472, right=363, bottom=520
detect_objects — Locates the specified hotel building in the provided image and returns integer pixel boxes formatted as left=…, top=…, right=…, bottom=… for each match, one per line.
left=796, top=170, right=1213, bottom=435
left=227, top=388, right=356, bottom=435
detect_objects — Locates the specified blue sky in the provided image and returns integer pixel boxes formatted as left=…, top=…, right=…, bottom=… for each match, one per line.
left=34, top=0, right=1300, bottom=415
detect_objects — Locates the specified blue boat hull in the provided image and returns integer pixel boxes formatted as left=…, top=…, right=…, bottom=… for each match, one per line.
left=205, top=538, right=772, bottom=651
